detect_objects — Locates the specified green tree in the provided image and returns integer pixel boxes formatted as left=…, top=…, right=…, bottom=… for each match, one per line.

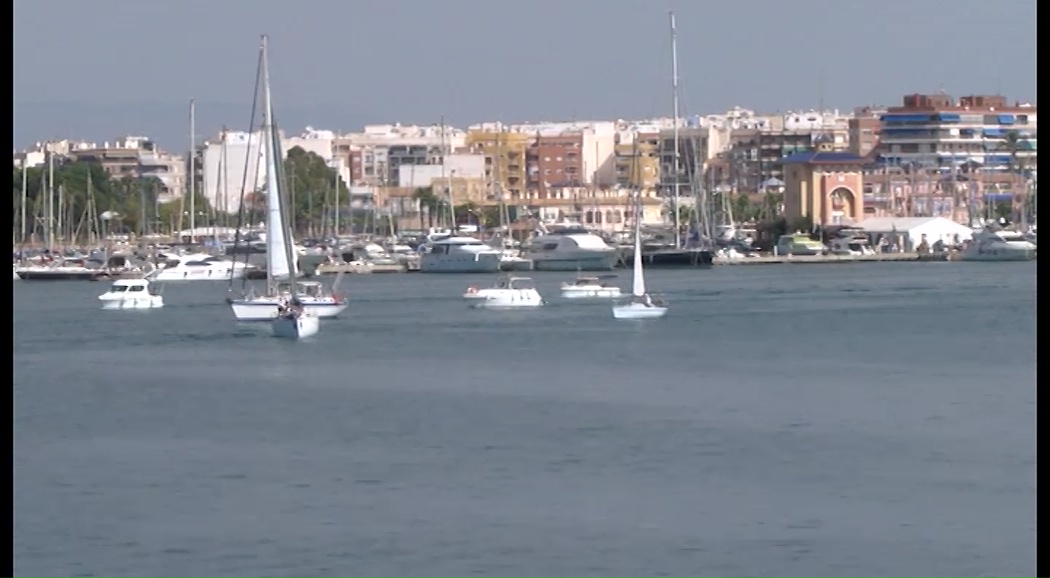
left=282, top=146, right=348, bottom=235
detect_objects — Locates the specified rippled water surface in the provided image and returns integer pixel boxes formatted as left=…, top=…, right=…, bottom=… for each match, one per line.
left=14, top=262, right=1037, bottom=577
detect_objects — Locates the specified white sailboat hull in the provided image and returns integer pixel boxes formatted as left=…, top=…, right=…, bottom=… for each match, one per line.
left=272, top=313, right=320, bottom=338
left=229, top=297, right=347, bottom=321
left=612, top=301, right=668, bottom=319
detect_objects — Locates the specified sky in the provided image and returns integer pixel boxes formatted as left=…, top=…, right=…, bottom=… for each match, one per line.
left=13, top=0, right=1037, bottom=151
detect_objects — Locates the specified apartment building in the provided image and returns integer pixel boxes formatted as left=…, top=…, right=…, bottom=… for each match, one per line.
left=613, top=131, right=660, bottom=190
left=876, top=93, right=1037, bottom=172
left=65, top=136, right=186, bottom=201
left=464, top=128, right=532, bottom=202
left=849, top=107, right=883, bottom=157
left=333, top=124, right=465, bottom=186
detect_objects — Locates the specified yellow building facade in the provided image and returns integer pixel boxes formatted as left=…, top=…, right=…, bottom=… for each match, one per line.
left=465, top=130, right=533, bottom=202
left=614, top=139, right=660, bottom=189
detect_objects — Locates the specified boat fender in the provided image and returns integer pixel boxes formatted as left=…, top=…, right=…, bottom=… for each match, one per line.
left=467, top=286, right=478, bottom=294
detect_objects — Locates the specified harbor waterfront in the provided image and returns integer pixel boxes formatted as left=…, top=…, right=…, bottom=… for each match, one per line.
left=14, top=262, right=1035, bottom=577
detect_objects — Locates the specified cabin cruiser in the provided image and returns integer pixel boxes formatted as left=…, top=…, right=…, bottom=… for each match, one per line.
left=98, top=278, right=164, bottom=310
left=775, top=233, right=827, bottom=256
left=526, top=226, right=618, bottom=271
left=463, top=276, right=544, bottom=308
left=151, top=252, right=253, bottom=281
left=560, top=275, right=622, bottom=298
left=419, top=236, right=503, bottom=273
left=961, top=229, right=1037, bottom=261
left=828, top=233, right=875, bottom=256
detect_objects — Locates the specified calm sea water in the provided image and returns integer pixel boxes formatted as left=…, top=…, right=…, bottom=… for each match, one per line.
left=14, top=262, right=1037, bottom=577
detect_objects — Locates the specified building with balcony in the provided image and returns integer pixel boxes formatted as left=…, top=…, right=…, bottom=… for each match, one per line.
left=849, top=107, right=883, bottom=157
left=464, top=129, right=533, bottom=202
left=333, top=124, right=464, bottom=186
left=876, top=93, right=1037, bottom=173
left=66, top=136, right=186, bottom=201
left=613, top=131, right=660, bottom=190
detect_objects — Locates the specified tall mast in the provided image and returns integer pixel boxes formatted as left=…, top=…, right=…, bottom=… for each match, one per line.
left=670, top=11, right=682, bottom=249
left=47, top=143, right=55, bottom=253
left=189, top=98, right=197, bottom=243
left=19, top=158, right=27, bottom=246
left=440, top=115, right=454, bottom=230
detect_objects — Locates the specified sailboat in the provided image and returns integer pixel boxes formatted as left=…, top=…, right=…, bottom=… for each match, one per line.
left=225, top=36, right=343, bottom=329
left=225, top=35, right=320, bottom=338
left=613, top=191, right=668, bottom=319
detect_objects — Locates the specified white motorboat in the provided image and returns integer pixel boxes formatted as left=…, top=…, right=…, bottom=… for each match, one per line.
left=229, top=279, right=347, bottom=321
left=961, top=228, right=1037, bottom=261
left=828, top=232, right=876, bottom=256
left=98, top=278, right=164, bottom=310
left=151, top=252, right=252, bottom=281
left=272, top=303, right=320, bottom=339
left=613, top=192, right=668, bottom=320
left=463, top=276, right=544, bottom=309
left=419, top=236, right=503, bottom=273
left=234, top=35, right=324, bottom=339
left=560, top=275, right=622, bottom=298
left=526, top=225, right=619, bottom=271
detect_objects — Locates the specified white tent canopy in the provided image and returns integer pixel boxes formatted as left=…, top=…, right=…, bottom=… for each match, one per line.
left=855, top=217, right=973, bottom=250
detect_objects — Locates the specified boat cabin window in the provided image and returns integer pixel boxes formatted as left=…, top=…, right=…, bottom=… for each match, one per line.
left=184, top=260, right=209, bottom=266
left=126, top=284, right=145, bottom=292
left=541, top=243, right=559, bottom=251
left=109, top=284, right=128, bottom=292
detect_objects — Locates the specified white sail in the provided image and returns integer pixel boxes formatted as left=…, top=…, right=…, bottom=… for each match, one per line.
left=260, top=37, right=295, bottom=280
left=631, top=193, right=646, bottom=297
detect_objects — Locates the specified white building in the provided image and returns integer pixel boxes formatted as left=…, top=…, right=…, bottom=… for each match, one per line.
left=200, top=130, right=271, bottom=214
left=396, top=154, right=485, bottom=188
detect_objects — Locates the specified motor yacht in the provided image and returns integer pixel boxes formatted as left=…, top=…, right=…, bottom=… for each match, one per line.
left=151, top=252, right=253, bottom=281
left=526, top=226, right=618, bottom=271
left=961, top=229, right=1037, bottom=261
left=463, top=276, right=544, bottom=308
left=419, top=236, right=502, bottom=273
left=560, top=275, right=622, bottom=298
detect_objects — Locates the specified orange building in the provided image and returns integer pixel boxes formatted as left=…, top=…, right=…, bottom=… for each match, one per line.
left=782, top=150, right=870, bottom=227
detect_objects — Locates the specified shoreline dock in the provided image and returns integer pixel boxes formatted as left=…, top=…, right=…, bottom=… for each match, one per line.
left=713, top=252, right=956, bottom=265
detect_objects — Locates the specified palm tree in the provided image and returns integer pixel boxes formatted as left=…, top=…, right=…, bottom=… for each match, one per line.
left=411, top=186, right=440, bottom=229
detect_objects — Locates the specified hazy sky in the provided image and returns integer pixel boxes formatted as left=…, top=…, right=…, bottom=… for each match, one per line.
left=14, top=0, right=1036, bottom=150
